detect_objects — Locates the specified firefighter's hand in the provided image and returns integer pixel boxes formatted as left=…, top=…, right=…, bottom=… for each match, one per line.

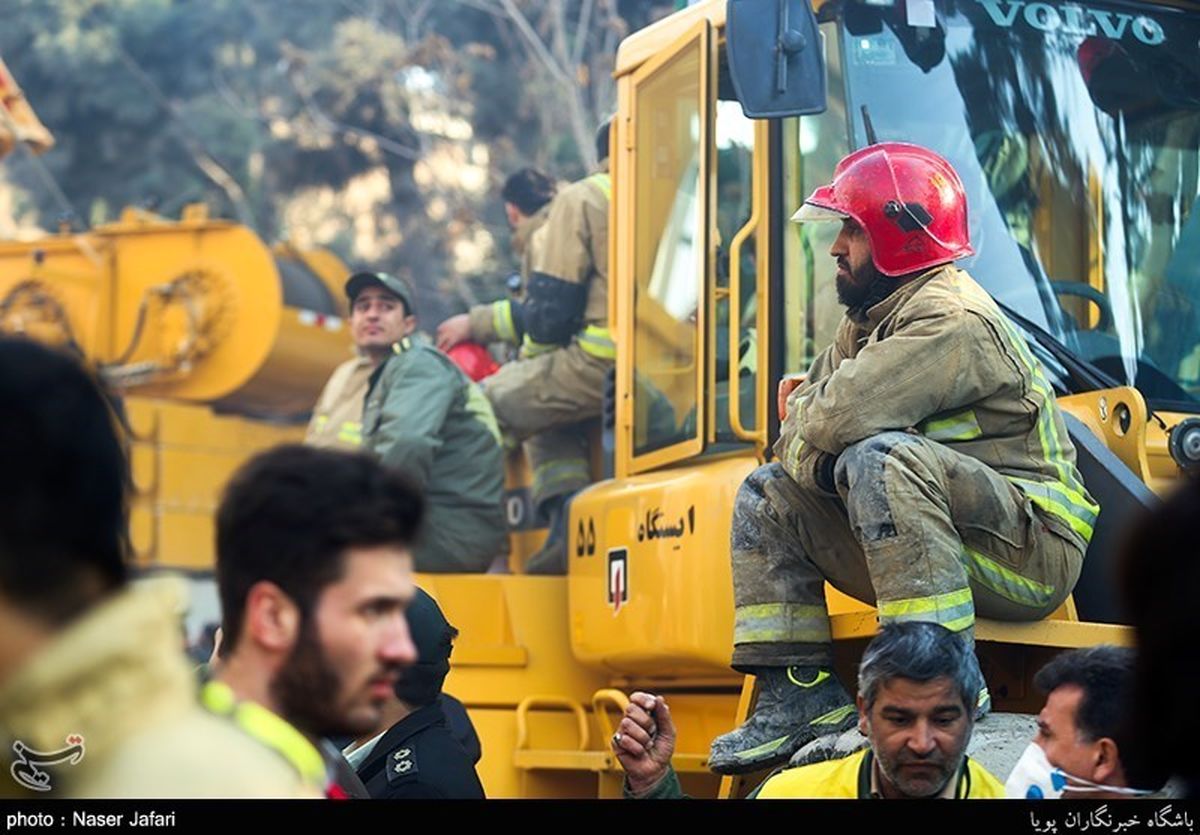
left=436, top=314, right=471, bottom=351
left=778, top=374, right=807, bottom=422
left=612, top=692, right=676, bottom=795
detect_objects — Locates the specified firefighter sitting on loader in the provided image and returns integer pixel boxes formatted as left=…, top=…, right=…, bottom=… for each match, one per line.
left=709, top=142, right=1099, bottom=775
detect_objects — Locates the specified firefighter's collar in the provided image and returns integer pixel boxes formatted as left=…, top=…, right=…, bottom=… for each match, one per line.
left=861, top=264, right=949, bottom=328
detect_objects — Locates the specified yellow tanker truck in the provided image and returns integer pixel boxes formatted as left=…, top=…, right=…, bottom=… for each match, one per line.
left=3, top=0, right=1200, bottom=797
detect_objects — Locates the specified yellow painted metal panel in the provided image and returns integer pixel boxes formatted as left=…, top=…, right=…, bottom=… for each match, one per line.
left=452, top=708, right=521, bottom=798
left=1059, top=389, right=1186, bottom=494
left=123, top=397, right=305, bottom=569
left=0, top=212, right=348, bottom=414
left=153, top=510, right=215, bottom=570
left=219, top=307, right=351, bottom=416
left=128, top=504, right=157, bottom=564
left=829, top=608, right=1133, bottom=648
left=426, top=576, right=611, bottom=709
left=568, top=455, right=757, bottom=676
left=615, top=0, right=725, bottom=77
left=512, top=750, right=615, bottom=771
left=155, top=447, right=246, bottom=511
left=0, top=237, right=110, bottom=356
left=124, top=398, right=160, bottom=441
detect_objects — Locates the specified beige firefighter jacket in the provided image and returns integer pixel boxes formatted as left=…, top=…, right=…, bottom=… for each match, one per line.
left=468, top=164, right=611, bottom=359
left=467, top=203, right=552, bottom=345
left=305, top=355, right=374, bottom=451
left=531, top=161, right=610, bottom=334
left=775, top=264, right=1099, bottom=550
left=0, top=578, right=321, bottom=798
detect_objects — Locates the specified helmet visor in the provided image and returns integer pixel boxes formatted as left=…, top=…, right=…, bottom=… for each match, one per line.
left=790, top=201, right=848, bottom=224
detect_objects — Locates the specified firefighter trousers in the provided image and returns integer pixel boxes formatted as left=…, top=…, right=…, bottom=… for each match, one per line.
left=482, top=342, right=611, bottom=514
left=731, top=431, right=1085, bottom=670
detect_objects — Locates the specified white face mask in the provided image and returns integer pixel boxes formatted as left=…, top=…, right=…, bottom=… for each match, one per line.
left=1005, top=742, right=1153, bottom=799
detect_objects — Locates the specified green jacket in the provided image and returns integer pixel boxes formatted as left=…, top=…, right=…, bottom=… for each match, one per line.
left=776, top=264, right=1098, bottom=551
left=363, top=338, right=505, bottom=565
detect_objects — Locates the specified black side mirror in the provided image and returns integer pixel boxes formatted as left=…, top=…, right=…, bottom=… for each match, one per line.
left=727, top=0, right=827, bottom=117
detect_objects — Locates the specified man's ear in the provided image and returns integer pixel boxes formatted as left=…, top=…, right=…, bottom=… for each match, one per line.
left=857, top=693, right=869, bottom=736
left=243, top=581, right=300, bottom=654
left=1092, top=737, right=1123, bottom=785
left=403, top=315, right=418, bottom=337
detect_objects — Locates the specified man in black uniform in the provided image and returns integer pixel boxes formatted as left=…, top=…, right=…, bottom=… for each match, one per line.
left=349, top=588, right=486, bottom=799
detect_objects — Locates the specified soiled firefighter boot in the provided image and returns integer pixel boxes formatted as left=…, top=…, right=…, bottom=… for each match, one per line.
left=525, top=494, right=571, bottom=575
left=708, top=666, right=856, bottom=775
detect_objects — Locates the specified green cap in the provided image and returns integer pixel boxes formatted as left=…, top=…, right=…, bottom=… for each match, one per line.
left=345, top=271, right=416, bottom=315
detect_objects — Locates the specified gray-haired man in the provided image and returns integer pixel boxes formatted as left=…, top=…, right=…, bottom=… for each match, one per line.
left=614, top=622, right=1006, bottom=799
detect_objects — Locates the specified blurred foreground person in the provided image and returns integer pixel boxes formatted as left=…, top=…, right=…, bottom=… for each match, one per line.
left=0, top=338, right=304, bottom=797
left=1120, top=476, right=1200, bottom=798
left=210, top=444, right=422, bottom=798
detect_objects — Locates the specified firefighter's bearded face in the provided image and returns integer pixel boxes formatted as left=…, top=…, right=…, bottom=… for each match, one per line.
left=273, top=547, right=417, bottom=738
left=830, top=217, right=892, bottom=312
left=858, top=675, right=972, bottom=798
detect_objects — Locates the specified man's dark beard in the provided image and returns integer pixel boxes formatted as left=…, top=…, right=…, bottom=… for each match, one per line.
left=272, top=618, right=370, bottom=739
left=836, top=259, right=895, bottom=316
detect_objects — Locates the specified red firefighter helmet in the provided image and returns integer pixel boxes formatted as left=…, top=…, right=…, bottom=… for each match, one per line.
left=446, top=341, right=499, bottom=382
left=791, top=142, right=974, bottom=276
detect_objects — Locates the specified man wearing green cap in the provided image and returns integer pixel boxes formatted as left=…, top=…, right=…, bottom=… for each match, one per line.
left=305, top=272, right=420, bottom=451
left=311, top=272, right=506, bottom=573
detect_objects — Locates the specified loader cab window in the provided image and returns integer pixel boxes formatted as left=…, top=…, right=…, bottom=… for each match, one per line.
left=623, top=22, right=767, bottom=473
left=780, top=22, right=852, bottom=378
left=628, top=22, right=709, bottom=467
left=710, top=64, right=761, bottom=446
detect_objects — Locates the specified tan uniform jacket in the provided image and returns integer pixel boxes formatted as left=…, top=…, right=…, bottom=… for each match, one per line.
left=305, top=355, right=374, bottom=451
left=531, top=162, right=610, bottom=332
left=467, top=203, right=552, bottom=345
left=468, top=165, right=611, bottom=358
left=775, top=265, right=1099, bottom=550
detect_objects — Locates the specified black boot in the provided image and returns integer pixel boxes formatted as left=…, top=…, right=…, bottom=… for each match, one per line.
left=525, top=494, right=571, bottom=575
left=708, top=666, right=856, bottom=775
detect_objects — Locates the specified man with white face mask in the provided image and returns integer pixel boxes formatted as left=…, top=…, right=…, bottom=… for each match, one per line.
left=1007, top=646, right=1160, bottom=799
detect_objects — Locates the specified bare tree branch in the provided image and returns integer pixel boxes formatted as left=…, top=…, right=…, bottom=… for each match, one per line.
left=549, top=1, right=571, bottom=70
left=281, top=59, right=424, bottom=161
left=113, top=45, right=257, bottom=227
left=494, top=0, right=573, bottom=88
left=572, top=0, right=596, bottom=69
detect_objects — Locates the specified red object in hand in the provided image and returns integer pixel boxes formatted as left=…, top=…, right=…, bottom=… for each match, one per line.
left=446, top=341, right=500, bottom=382
left=778, top=374, right=806, bottom=422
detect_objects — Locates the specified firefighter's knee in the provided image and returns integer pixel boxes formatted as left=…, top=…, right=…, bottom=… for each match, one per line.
left=835, top=431, right=915, bottom=492
left=735, top=463, right=777, bottom=515
left=732, top=463, right=785, bottom=550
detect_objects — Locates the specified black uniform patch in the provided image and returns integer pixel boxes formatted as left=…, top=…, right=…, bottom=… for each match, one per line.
left=385, top=743, right=419, bottom=784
